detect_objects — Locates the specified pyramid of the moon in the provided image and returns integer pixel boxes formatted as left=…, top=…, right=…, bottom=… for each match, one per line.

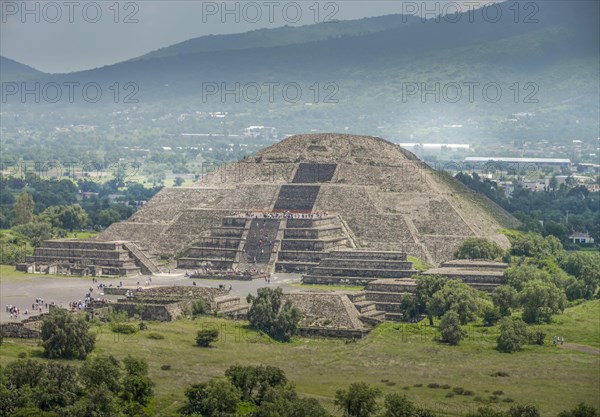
left=99, top=134, right=518, bottom=265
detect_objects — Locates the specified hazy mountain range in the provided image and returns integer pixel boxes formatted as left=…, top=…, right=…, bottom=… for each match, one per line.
left=1, top=0, right=598, bottom=144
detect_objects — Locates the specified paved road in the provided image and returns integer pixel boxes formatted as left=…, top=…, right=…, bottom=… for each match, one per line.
left=0, top=270, right=302, bottom=323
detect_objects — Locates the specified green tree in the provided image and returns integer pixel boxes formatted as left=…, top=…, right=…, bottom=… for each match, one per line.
left=12, top=221, right=53, bottom=247
left=225, top=365, right=287, bottom=403
left=98, top=208, right=121, bottom=228
left=11, top=192, right=34, bottom=226
left=496, top=317, right=528, bottom=353
left=196, top=328, right=219, bottom=347
left=519, top=280, right=566, bottom=324
left=120, top=355, right=154, bottom=407
left=0, top=230, right=33, bottom=264
left=39, top=204, right=88, bottom=231
left=79, top=355, right=122, bottom=394
left=334, top=382, right=381, bottom=417
left=255, top=386, right=331, bottom=417
left=414, top=275, right=446, bottom=325
left=504, top=265, right=552, bottom=292
left=438, top=311, right=466, bottom=345
left=454, top=237, right=504, bottom=260
left=247, top=287, right=301, bottom=342
left=181, top=379, right=241, bottom=416
left=491, top=285, right=518, bottom=316
left=428, top=280, right=480, bottom=325
left=557, top=403, right=598, bottom=417
left=381, top=393, right=416, bottom=417
left=40, top=308, right=95, bottom=359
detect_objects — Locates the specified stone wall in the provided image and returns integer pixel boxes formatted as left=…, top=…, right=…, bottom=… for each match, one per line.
left=0, top=322, right=41, bottom=339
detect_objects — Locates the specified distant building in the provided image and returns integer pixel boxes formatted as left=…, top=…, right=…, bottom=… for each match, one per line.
left=465, top=157, right=571, bottom=169
left=401, top=143, right=470, bottom=152
left=570, top=233, right=595, bottom=244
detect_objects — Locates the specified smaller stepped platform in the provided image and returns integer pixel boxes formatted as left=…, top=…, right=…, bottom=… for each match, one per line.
left=363, top=279, right=418, bottom=322
left=302, top=251, right=417, bottom=285
left=284, top=292, right=371, bottom=339
left=19, top=240, right=159, bottom=277
left=422, top=259, right=507, bottom=292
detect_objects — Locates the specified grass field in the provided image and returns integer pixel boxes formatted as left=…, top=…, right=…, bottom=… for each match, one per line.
left=1, top=300, right=598, bottom=416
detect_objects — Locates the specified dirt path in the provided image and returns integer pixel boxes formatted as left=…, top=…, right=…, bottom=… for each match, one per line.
left=559, top=343, right=600, bottom=355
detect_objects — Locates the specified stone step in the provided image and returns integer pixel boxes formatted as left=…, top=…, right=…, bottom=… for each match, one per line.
left=222, top=217, right=248, bottom=227
left=365, top=279, right=417, bottom=293
left=277, top=250, right=327, bottom=263
left=280, top=237, right=347, bottom=251
left=211, top=227, right=245, bottom=237
left=374, top=302, right=404, bottom=312
left=184, top=247, right=237, bottom=259
left=284, top=226, right=343, bottom=239
left=365, top=291, right=413, bottom=303
left=196, top=238, right=242, bottom=249
left=384, top=312, right=405, bottom=322
left=177, top=258, right=234, bottom=269
left=319, top=259, right=413, bottom=270
left=309, top=267, right=416, bottom=278
left=346, top=291, right=366, bottom=303
left=301, top=275, right=376, bottom=286
left=359, top=309, right=386, bottom=325
left=214, top=295, right=241, bottom=309
left=275, top=261, right=319, bottom=273
left=219, top=304, right=249, bottom=318
left=328, top=251, right=408, bottom=261
left=353, top=301, right=376, bottom=313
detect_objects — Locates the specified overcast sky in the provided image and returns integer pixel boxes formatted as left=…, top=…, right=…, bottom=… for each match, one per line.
left=1, top=1, right=497, bottom=73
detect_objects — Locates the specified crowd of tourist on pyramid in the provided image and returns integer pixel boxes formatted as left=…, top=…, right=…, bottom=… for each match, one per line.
left=233, top=210, right=330, bottom=219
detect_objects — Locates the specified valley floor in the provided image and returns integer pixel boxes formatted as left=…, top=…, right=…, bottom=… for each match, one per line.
left=1, top=300, right=598, bottom=416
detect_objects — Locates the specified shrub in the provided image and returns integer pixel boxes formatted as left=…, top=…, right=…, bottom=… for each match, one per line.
left=147, top=332, right=165, bottom=340
left=503, top=398, right=515, bottom=403
left=454, top=237, right=504, bottom=260
left=160, top=364, right=171, bottom=370
left=138, top=321, right=147, bottom=331
left=196, top=328, right=219, bottom=347
left=463, top=390, right=475, bottom=396
left=557, top=403, right=598, bottom=417
left=439, top=311, right=466, bottom=345
left=111, top=323, right=138, bottom=334
left=491, top=371, right=510, bottom=377
left=446, top=392, right=454, bottom=398
left=414, top=383, right=423, bottom=387
left=529, top=331, right=546, bottom=346
left=18, top=351, right=27, bottom=358
left=497, top=317, right=528, bottom=353
left=427, top=383, right=440, bottom=388
left=492, top=390, right=504, bottom=395
left=482, top=304, right=502, bottom=326
left=453, top=387, right=464, bottom=394
left=191, top=300, right=209, bottom=318
left=381, top=393, right=415, bottom=417
left=441, top=384, right=451, bottom=389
